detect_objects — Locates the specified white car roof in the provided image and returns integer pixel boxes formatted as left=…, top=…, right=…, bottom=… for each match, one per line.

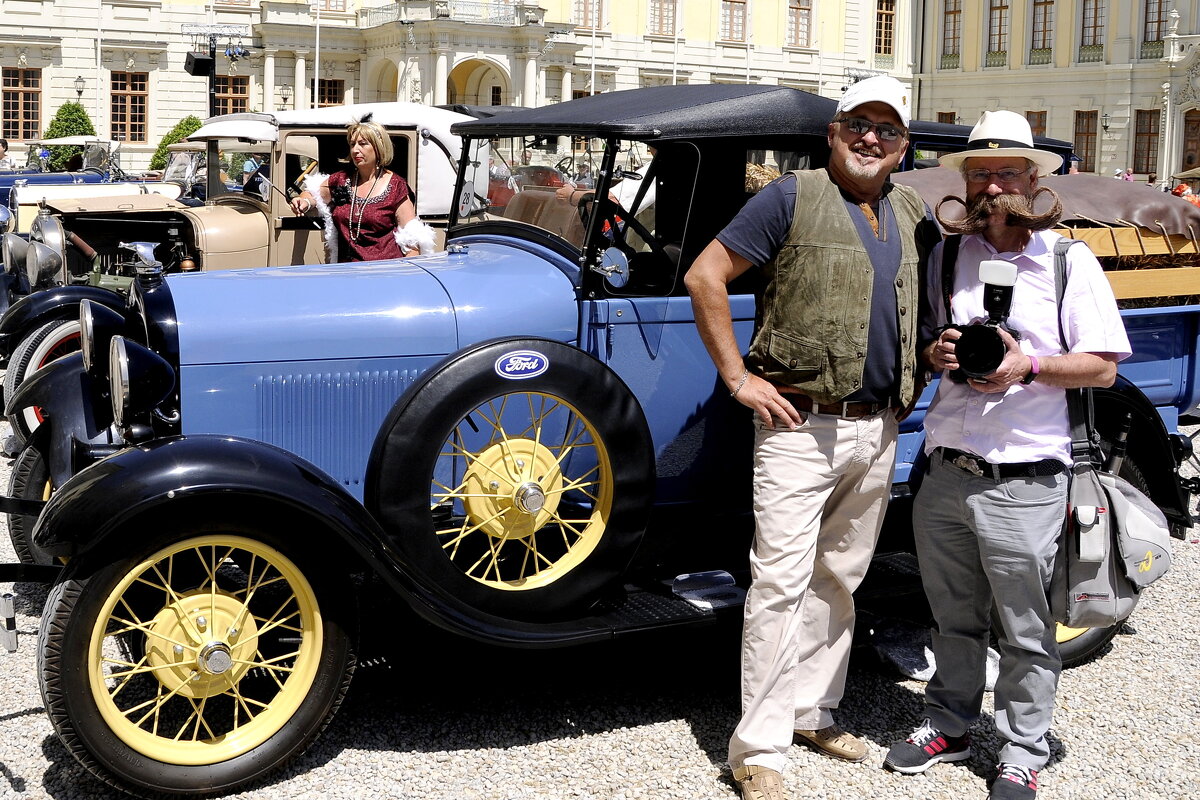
left=34, top=136, right=120, bottom=147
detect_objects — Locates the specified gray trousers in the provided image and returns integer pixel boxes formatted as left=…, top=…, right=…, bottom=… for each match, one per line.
left=913, top=449, right=1067, bottom=770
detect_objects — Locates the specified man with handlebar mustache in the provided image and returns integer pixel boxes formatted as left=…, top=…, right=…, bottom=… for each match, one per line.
left=883, top=111, right=1131, bottom=800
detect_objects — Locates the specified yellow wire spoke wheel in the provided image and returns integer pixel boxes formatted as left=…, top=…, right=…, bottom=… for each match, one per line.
left=86, top=535, right=323, bottom=765
left=433, top=391, right=614, bottom=591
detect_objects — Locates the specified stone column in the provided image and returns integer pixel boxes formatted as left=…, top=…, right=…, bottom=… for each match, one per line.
left=294, top=51, right=310, bottom=110
left=434, top=48, right=448, bottom=105
left=559, top=69, right=574, bottom=153
left=523, top=50, right=538, bottom=106
left=262, top=49, right=277, bottom=111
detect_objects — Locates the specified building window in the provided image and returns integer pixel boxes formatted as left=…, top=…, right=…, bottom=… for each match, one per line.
left=490, top=86, right=502, bottom=106
left=1031, top=0, right=1054, bottom=50
left=988, top=0, right=1009, bottom=55
left=2, top=67, right=40, bottom=141
left=214, top=75, right=250, bottom=115
left=720, top=0, right=746, bottom=42
left=110, top=71, right=148, bottom=143
left=876, top=0, right=895, bottom=56
left=1081, top=0, right=1105, bottom=47
left=943, top=0, right=961, bottom=55
left=649, top=0, right=676, bottom=36
left=1144, top=0, right=1165, bottom=40
left=937, top=112, right=956, bottom=124
left=1026, top=111, right=1047, bottom=138
left=788, top=0, right=812, bottom=47
left=1075, top=110, right=1098, bottom=173
left=312, top=0, right=346, bottom=10
left=574, top=0, right=601, bottom=29
left=316, top=79, right=343, bottom=107
left=1134, top=109, right=1159, bottom=174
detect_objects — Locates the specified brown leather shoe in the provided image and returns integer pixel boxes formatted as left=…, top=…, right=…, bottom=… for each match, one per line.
left=732, top=765, right=789, bottom=800
left=794, top=723, right=869, bottom=762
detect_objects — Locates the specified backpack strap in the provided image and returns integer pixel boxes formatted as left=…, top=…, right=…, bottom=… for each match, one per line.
left=940, top=234, right=961, bottom=324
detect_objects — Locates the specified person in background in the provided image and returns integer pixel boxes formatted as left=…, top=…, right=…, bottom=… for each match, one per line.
left=291, top=114, right=434, bottom=261
left=686, top=75, right=937, bottom=800
left=1121, top=168, right=1135, bottom=181
left=0, top=139, right=16, bottom=170
left=883, top=110, right=1130, bottom=800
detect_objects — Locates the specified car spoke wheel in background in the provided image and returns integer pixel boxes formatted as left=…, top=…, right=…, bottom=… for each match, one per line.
left=1055, top=446, right=1150, bottom=668
left=39, top=527, right=356, bottom=796
left=369, top=339, right=653, bottom=619
left=7, top=442, right=54, bottom=565
left=3, top=318, right=81, bottom=445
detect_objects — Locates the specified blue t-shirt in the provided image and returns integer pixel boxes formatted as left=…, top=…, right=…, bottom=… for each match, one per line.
left=718, top=172, right=923, bottom=404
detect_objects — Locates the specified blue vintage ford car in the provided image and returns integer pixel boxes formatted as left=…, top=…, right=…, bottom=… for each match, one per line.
left=2, top=85, right=1189, bottom=798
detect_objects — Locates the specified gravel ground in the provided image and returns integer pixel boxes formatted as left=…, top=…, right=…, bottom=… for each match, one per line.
left=0, top=420, right=1198, bottom=800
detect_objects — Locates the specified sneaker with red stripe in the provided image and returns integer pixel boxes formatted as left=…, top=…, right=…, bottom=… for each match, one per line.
left=989, top=762, right=1038, bottom=799
left=883, top=718, right=971, bottom=774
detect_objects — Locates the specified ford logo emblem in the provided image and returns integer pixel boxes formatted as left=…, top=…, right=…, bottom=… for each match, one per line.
left=494, top=350, right=549, bottom=380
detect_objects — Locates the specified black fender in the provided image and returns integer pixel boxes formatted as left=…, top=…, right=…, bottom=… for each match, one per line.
left=6, top=352, right=117, bottom=486
left=1094, top=375, right=1190, bottom=528
left=33, top=434, right=620, bottom=647
left=0, top=285, right=126, bottom=364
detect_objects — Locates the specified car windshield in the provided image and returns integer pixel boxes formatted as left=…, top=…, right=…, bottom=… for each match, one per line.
left=162, top=150, right=200, bottom=183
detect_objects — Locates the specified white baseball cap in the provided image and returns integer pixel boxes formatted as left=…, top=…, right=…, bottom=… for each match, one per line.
left=836, top=76, right=911, bottom=128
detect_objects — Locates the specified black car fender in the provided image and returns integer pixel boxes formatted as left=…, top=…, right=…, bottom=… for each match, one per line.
left=1093, top=375, right=1191, bottom=528
left=33, top=434, right=620, bottom=647
left=0, top=285, right=126, bottom=364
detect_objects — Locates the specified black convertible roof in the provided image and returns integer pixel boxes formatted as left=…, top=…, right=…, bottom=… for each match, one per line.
left=451, top=84, right=838, bottom=141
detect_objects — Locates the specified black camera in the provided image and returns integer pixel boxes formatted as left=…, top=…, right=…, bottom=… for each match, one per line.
left=947, top=259, right=1019, bottom=382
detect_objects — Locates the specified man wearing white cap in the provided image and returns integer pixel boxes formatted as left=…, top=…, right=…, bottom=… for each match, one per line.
left=883, top=111, right=1130, bottom=800
left=686, top=76, right=937, bottom=800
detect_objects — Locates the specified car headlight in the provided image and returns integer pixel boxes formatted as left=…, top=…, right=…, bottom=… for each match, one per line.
left=2, top=233, right=27, bottom=277
left=25, top=240, right=62, bottom=289
left=109, top=335, right=175, bottom=429
left=0, top=206, right=11, bottom=235
left=80, top=299, right=127, bottom=375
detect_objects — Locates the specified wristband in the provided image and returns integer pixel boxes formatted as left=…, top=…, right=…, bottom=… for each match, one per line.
left=1021, top=354, right=1040, bottom=385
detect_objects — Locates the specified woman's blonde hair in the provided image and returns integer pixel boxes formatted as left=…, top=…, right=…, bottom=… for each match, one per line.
left=345, top=115, right=393, bottom=168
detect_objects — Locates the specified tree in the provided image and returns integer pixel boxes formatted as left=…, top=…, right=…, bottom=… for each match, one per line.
left=41, top=102, right=98, bottom=171
left=149, top=115, right=203, bottom=171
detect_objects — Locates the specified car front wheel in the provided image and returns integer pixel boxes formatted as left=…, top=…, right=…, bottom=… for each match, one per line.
left=39, top=525, right=356, bottom=797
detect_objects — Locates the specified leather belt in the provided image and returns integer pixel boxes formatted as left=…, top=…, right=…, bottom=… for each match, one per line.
left=939, top=447, right=1066, bottom=480
left=785, top=393, right=891, bottom=419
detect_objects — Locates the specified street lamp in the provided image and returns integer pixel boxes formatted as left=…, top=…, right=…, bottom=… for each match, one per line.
left=280, top=83, right=293, bottom=107
left=1102, top=113, right=1110, bottom=131
left=74, top=75, right=85, bottom=98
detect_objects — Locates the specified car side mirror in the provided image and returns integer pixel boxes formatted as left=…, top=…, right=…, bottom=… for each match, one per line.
left=594, top=247, right=630, bottom=289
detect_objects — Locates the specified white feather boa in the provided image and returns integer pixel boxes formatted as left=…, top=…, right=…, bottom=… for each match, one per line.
left=302, top=171, right=338, bottom=263
left=302, top=171, right=437, bottom=260
left=394, top=217, right=438, bottom=255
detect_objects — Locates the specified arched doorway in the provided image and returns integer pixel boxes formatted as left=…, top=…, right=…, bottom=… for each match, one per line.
left=366, top=60, right=399, bottom=103
left=448, top=58, right=511, bottom=107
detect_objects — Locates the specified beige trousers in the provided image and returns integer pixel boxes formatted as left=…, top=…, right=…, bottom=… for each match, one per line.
left=729, top=409, right=898, bottom=773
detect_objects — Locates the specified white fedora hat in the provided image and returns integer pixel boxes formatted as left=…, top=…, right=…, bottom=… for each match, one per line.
left=939, top=110, right=1064, bottom=175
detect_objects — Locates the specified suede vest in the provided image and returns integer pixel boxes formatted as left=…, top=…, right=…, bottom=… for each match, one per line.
left=745, top=168, right=925, bottom=406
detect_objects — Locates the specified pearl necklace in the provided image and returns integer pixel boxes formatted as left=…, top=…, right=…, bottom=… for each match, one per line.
left=349, top=169, right=382, bottom=243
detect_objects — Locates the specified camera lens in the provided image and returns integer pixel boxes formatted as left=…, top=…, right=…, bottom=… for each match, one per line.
left=955, top=324, right=1007, bottom=378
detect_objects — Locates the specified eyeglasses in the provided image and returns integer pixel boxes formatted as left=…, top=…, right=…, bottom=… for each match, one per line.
left=837, top=116, right=906, bottom=142
left=963, top=167, right=1033, bottom=184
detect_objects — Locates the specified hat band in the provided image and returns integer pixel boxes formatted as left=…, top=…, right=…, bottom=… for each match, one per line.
left=965, top=137, right=1035, bottom=151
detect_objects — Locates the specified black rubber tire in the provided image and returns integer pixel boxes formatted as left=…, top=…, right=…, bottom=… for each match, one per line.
left=6, top=442, right=54, bottom=565
left=1056, top=451, right=1149, bottom=668
left=368, top=338, right=654, bottom=619
left=37, top=522, right=357, bottom=797
left=4, top=318, right=81, bottom=445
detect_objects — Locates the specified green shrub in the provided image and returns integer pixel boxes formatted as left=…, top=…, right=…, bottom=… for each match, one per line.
left=149, top=115, right=203, bottom=171
left=41, top=102, right=97, bottom=171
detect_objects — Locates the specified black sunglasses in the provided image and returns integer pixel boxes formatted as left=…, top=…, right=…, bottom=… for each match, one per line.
left=837, top=116, right=906, bottom=142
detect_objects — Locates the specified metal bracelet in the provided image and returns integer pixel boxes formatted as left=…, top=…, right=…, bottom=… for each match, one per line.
left=730, top=369, right=749, bottom=398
